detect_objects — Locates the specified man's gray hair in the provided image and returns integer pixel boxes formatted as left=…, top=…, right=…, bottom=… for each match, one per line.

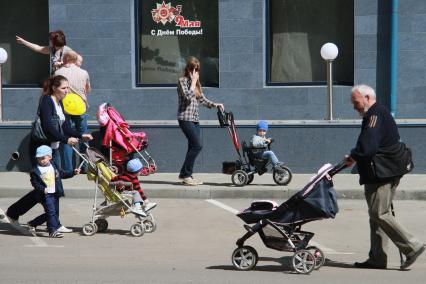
left=351, top=84, right=376, bottom=98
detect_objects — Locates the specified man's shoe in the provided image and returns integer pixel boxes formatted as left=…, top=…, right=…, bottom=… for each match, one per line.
left=401, top=245, right=426, bottom=270
left=182, top=177, right=199, bottom=186
left=49, top=231, right=63, bottom=238
left=354, top=261, right=386, bottom=269
left=57, top=226, right=73, bottom=233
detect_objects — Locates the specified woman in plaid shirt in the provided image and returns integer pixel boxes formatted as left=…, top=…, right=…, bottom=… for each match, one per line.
left=177, top=57, right=224, bottom=186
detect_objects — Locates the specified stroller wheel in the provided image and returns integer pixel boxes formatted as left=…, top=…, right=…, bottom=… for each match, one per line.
left=82, top=223, right=97, bottom=236
left=306, top=246, right=325, bottom=270
left=231, top=170, right=249, bottom=187
left=273, top=166, right=292, bottom=186
left=142, top=219, right=156, bottom=233
left=231, top=246, right=258, bottom=271
left=292, top=250, right=315, bottom=274
left=95, top=219, right=108, bottom=232
left=130, top=223, right=145, bottom=237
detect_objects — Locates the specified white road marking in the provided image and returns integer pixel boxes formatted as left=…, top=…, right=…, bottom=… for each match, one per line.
left=206, top=199, right=239, bottom=214
left=0, top=207, right=51, bottom=247
left=205, top=199, right=354, bottom=255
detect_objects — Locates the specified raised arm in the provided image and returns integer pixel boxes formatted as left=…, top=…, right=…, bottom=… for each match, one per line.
left=16, top=35, right=50, bottom=54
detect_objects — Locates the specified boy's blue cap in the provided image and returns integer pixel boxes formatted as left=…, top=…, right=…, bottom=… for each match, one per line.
left=35, top=145, right=52, bottom=158
left=256, top=120, right=268, bottom=132
left=127, top=158, right=143, bottom=173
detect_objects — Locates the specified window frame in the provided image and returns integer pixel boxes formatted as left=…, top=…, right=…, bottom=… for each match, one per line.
left=265, top=0, right=354, bottom=87
left=1, top=0, right=49, bottom=88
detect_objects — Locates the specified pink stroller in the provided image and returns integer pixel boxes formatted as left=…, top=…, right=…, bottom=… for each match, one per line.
left=97, top=103, right=157, bottom=175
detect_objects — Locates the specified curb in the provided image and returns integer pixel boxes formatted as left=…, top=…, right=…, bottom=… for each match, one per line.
left=1, top=187, right=426, bottom=200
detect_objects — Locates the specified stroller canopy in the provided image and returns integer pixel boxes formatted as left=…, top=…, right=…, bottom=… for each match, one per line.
left=238, top=164, right=339, bottom=225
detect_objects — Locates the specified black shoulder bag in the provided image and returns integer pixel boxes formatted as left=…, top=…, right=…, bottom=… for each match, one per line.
left=371, top=142, right=414, bottom=179
left=31, top=97, right=62, bottom=143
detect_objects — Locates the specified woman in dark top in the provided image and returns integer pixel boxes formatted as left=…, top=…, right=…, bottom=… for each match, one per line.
left=177, top=57, right=224, bottom=186
left=35, top=75, right=92, bottom=168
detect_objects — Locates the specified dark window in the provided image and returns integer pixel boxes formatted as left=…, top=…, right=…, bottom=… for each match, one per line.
left=267, top=0, right=354, bottom=85
left=0, top=0, right=49, bottom=87
left=135, top=0, right=219, bottom=87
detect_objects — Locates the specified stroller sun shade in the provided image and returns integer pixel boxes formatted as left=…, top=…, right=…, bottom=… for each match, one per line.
left=238, top=164, right=340, bottom=225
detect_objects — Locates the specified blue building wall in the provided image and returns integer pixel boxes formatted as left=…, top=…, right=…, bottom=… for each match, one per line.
left=1, top=0, right=426, bottom=173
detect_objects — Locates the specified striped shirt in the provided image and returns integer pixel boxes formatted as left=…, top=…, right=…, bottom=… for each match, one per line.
left=177, top=77, right=215, bottom=122
left=55, top=64, right=90, bottom=105
left=111, top=172, right=146, bottom=200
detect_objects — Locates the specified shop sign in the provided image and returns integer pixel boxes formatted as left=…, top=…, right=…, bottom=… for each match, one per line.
left=151, top=1, right=203, bottom=36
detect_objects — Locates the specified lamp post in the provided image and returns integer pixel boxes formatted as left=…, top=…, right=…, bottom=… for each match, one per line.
left=320, top=43, right=339, bottom=120
left=0, top=47, right=8, bottom=122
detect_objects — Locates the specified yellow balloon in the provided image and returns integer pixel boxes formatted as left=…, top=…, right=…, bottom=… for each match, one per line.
left=63, top=93, right=86, bottom=115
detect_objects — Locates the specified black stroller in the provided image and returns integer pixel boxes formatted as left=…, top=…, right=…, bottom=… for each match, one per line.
left=231, top=161, right=346, bottom=274
left=218, top=109, right=292, bottom=186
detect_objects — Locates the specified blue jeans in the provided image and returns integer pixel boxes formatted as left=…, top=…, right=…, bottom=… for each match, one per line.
left=63, top=114, right=88, bottom=171
left=178, top=120, right=202, bottom=178
left=41, top=194, right=60, bottom=234
left=7, top=190, right=61, bottom=232
left=29, top=194, right=61, bottom=231
left=261, top=150, right=279, bottom=166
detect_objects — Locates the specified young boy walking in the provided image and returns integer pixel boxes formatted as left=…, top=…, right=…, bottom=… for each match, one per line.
left=6, top=145, right=79, bottom=237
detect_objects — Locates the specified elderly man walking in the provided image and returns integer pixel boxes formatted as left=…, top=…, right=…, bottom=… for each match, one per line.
left=55, top=51, right=91, bottom=172
left=345, top=84, right=424, bottom=270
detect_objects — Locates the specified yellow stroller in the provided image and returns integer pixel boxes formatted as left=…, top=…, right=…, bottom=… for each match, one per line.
left=73, top=146, right=157, bottom=237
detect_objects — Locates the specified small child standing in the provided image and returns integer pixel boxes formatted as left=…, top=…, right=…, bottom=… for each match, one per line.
left=250, top=120, right=285, bottom=173
left=111, top=158, right=157, bottom=216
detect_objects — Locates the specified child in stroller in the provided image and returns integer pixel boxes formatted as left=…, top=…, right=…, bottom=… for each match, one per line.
left=250, top=120, right=286, bottom=174
left=219, top=110, right=292, bottom=186
left=231, top=161, right=347, bottom=274
left=111, top=158, right=157, bottom=215
left=73, top=146, right=157, bottom=237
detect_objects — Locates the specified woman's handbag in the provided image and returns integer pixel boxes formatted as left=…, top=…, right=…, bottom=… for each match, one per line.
left=30, top=97, right=62, bottom=143
left=31, top=113, right=49, bottom=143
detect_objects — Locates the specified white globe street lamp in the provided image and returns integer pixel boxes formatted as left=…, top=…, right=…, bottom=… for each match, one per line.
left=320, top=43, right=338, bottom=120
left=0, top=47, right=8, bottom=122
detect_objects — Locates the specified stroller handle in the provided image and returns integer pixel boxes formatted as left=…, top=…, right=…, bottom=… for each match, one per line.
left=329, top=160, right=348, bottom=177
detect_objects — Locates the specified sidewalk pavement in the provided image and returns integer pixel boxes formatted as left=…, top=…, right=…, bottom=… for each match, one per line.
left=1, top=171, right=426, bottom=200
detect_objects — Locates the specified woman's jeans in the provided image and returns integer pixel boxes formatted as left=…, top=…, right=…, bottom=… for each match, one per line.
left=261, top=150, right=279, bottom=166
left=178, top=120, right=202, bottom=178
left=63, top=114, right=88, bottom=171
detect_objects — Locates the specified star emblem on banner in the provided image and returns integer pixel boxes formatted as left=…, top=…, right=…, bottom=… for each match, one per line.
left=151, top=1, right=178, bottom=25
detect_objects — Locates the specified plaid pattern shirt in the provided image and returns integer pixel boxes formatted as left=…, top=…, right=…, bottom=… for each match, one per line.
left=177, top=77, right=215, bottom=122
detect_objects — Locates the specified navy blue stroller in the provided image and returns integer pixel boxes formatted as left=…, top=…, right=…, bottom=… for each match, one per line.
left=231, top=161, right=346, bottom=274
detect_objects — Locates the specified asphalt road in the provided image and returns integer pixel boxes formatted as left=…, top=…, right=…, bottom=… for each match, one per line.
left=0, top=198, right=425, bottom=284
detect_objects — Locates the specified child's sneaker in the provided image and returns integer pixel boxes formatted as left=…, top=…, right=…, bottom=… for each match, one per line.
left=143, top=200, right=157, bottom=212
left=132, top=207, right=147, bottom=217
left=49, top=231, right=63, bottom=238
